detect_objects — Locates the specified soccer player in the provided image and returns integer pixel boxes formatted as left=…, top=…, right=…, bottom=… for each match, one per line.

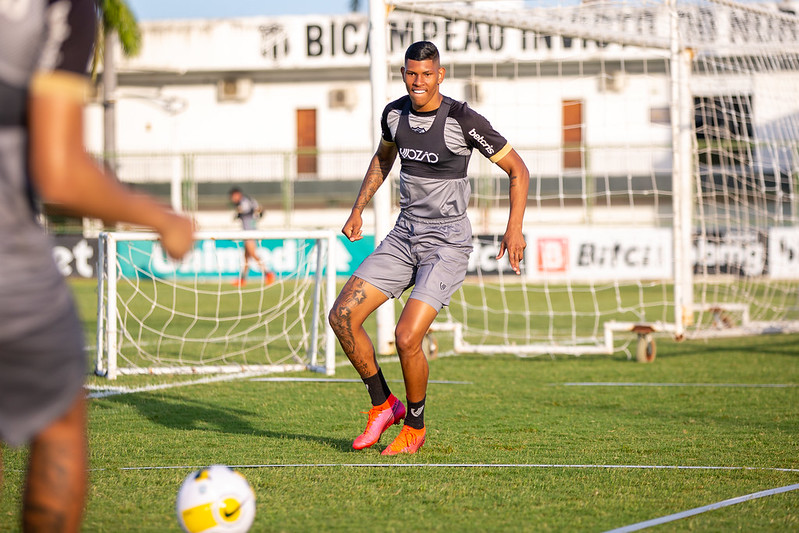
left=328, top=41, right=529, bottom=455
left=0, top=1, right=194, bottom=530
left=229, top=187, right=275, bottom=286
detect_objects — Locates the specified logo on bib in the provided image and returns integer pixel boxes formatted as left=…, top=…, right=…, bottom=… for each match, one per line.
left=399, top=148, right=440, bottom=163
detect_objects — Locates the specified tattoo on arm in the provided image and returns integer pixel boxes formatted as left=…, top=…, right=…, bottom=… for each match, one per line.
left=508, top=175, right=518, bottom=189
left=353, top=155, right=391, bottom=213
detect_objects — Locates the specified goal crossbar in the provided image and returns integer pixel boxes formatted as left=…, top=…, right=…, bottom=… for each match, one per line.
left=389, top=0, right=799, bottom=55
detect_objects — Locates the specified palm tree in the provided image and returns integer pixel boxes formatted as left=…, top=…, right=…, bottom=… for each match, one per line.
left=94, top=0, right=142, bottom=173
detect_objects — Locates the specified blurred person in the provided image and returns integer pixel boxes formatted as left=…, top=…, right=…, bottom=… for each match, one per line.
left=328, top=41, right=529, bottom=455
left=0, top=1, right=194, bottom=531
left=229, top=186, right=275, bottom=286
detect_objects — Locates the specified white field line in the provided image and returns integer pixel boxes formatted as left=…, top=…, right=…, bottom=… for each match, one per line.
left=104, top=463, right=799, bottom=473
left=561, top=382, right=799, bottom=388
left=250, top=377, right=472, bottom=384
left=604, top=482, right=799, bottom=533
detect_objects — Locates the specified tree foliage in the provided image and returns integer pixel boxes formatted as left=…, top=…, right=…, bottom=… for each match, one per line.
left=92, top=0, right=141, bottom=77
left=99, top=0, right=141, bottom=55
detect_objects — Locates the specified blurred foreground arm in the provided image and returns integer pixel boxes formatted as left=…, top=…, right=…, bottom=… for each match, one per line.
left=28, top=72, right=194, bottom=259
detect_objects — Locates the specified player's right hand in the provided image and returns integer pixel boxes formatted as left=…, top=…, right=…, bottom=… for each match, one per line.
left=158, top=213, right=195, bottom=259
left=341, top=210, right=363, bottom=242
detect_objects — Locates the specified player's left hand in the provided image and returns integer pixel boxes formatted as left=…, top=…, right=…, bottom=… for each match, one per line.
left=497, top=228, right=526, bottom=275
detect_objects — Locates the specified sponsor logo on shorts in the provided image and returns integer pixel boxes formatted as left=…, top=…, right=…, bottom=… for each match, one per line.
left=440, top=281, right=447, bottom=291
left=399, top=147, right=440, bottom=163
left=468, top=128, right=495, bottom=155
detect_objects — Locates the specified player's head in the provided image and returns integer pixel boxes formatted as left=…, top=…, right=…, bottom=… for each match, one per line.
left=405, top=40, right=440, bottom=64
left=229, top=187, right=242, bottom=203
left=401, top=41, right=445, bottom=112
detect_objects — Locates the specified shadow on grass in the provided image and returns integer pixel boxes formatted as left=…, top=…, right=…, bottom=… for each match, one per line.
left=97, top=393, right=354, bottom=452
left=658, top=334, right=799, bottom=358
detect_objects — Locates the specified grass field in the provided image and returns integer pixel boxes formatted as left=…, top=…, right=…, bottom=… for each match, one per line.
left=1, top=280, right=798, bottom=532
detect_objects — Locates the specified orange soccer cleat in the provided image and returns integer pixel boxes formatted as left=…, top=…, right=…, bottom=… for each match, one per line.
left=352, top=395, right=405, bottom=450
left=381, top=424, right=426, bottom=456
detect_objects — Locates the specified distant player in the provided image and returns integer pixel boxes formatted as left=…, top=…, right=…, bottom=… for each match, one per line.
left=229, top=186, right=275, bottom=286
left=0, top=1, right=194, bottom=531
left=328, top=41, right=529, bottom=455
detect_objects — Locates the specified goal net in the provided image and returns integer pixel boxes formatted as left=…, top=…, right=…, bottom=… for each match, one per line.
left=380, top=0, right=799, bottom=357
left=95, top=230, right=338, bottom=378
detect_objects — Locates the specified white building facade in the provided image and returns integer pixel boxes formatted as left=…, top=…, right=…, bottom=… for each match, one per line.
left=84, top=3, right=799, bottom=232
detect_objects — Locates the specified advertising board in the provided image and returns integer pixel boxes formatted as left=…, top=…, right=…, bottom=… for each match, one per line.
left=526, top=227, right=673, bottom=281
left=115, top=236, right=374, bottom=280
left=768, top=227, right=799, bottom=279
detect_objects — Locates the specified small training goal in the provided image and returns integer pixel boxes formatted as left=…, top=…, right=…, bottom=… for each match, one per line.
left=95, top=230, right=338, bottom=379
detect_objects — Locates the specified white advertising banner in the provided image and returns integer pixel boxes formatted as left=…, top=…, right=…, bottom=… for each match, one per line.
left=768, top=227, right=799, bottom=279
left=692, top=230, right=767, bottom=277
left=527, top=227, right=673, bottom=282
left=122, top=3, right=793, bottom=73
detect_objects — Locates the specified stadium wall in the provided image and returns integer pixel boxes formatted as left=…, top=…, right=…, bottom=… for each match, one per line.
left=84, top=11, right=676, bottom=174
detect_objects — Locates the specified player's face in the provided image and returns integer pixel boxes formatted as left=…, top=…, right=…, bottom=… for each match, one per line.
left=401, top=58, right=445, bottom=112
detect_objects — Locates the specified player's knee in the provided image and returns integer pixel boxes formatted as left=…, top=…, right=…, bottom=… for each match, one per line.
left=394, top=326, right=423, bottom=355
left=328, top=304, right=351, bottom=336
left=327, top=307, right=341, bottom=333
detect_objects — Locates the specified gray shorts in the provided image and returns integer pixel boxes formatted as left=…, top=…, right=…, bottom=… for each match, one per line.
left=241, top=216, right=257, bottom=231
left=354, top=212, right=473, bottom=311
left=0, top=232, right=85, bottom=447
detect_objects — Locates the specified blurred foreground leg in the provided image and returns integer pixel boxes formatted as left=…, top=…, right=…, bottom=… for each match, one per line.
left=23, top=391, right=87, bottom=533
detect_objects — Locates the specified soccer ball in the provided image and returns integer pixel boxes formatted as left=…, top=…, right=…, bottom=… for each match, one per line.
left=175, top=465, right=256, bottom=533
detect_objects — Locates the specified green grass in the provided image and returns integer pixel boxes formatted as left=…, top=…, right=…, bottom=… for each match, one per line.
left=1, top=282, right=798, bottom=531
left=79, top=271, right=799, bottom=370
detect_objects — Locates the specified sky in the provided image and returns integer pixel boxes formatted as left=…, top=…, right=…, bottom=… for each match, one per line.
left=127, top=0, right=365, bottom=21
left=126, top=0, right=780, bottom=20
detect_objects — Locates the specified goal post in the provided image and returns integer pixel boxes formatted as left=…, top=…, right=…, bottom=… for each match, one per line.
left=377, top=0, right=799, bottom=357
left=96, top=230, right=338, bottom=379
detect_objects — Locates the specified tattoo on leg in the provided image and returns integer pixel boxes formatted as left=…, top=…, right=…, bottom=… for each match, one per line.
left=330, top=278, right=370, bottom=355
left=24, top=440, right=78, bottom=532
left=24, top=503, right=66, bottom=532
left=352, top=358, right=371, bottom=376
left=330, top=279, right=377, bottom=377
left=330, top=305, right=355, bottom=355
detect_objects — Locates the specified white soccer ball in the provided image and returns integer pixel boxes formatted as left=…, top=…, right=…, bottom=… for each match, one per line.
left=175, top=465, right=256, bottom=533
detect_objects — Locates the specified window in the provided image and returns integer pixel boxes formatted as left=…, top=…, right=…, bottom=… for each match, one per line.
left=562, top=99, right=584, bottom=170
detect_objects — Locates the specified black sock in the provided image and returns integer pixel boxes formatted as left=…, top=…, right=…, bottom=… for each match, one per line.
left=362, top=368, right=390, bottom=406
left=405, top=397, right=426, bottom=429
left=377, top=367, right=391, bottom=399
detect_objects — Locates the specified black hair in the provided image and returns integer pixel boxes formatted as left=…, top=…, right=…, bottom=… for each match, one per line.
left=404, top=41, right=440, bottom=63
left=228, top=186, right=242, bottom=195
